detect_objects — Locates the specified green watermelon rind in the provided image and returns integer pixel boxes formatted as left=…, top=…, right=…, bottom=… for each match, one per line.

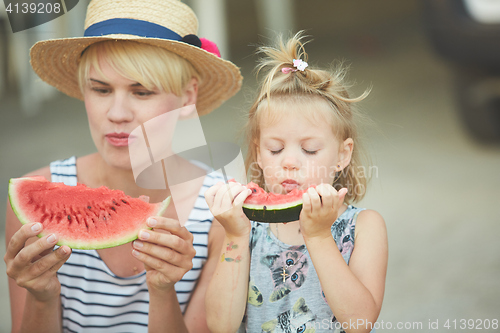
left=8, top=177, right=171, bottom=250
left=242, top=199, right=303, bottom=223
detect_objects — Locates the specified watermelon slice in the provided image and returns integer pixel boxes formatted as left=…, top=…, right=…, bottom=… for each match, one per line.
left=8, top=176, right=170, bottom=249
left=242, top=182, right=306, bottom=223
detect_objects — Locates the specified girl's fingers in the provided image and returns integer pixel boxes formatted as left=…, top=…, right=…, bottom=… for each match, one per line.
left=316, top=184, right=334, bottom=209
left=302, top=192, right=311, bottom=214
left=307, top=187, right=322, bottom=210
left=223, top=184, right=248, bottom=206
left=210, top=182, right=248, bottom=216
left=232, top=187, right=252, bottom=208
left=338, top=187, right=348, bottom=199
left=204, top=181, right=225, bottom=206
left=337, top=188, right=348, bottom=208
left=213, top=182, right=240, bottom=209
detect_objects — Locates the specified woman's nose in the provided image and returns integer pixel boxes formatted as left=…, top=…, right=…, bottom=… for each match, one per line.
left=107, top=93, right=134, bottom=123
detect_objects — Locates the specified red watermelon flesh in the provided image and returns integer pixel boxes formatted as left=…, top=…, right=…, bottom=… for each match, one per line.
left=8, top=176, right=170, bottom=249
left=243, top=182, right=305, bottom=208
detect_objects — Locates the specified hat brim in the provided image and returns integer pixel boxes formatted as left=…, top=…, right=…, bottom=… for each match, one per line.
left=30, top=34, right=242, bottom=116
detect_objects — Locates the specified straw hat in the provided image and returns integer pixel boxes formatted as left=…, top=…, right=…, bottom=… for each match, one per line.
left=30, top=0, right=242, bottom=116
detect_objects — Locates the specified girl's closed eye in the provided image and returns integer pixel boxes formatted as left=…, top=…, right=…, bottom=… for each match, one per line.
left=302, top=148, right=318, bottom=155
left=270, top=148, right=283, bottom=155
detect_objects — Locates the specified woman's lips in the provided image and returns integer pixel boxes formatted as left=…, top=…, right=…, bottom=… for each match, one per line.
left=105, top=133, right=133, bottom=147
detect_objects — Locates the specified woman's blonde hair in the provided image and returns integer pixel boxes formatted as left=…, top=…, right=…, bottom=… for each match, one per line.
left=78, top=40, right=200, bottom=96
left=244, top=31, right=370, bottom=203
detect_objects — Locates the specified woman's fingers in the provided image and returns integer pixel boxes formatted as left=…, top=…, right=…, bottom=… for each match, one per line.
left=136, top=230, right=194, bottom=258
left=6, top=232, right=60, bottom=278
left=133, top=236, right=190, bottom=268
left=146, top=217, right=193, bottom=242
left=133, top=216, right=196, bottom=264
left=132, top=217, right=196, bottom=286
left=132, top=249, right=190, bottom=284
left=5, top=223, right=43, bottom=262
left=28, top=245, right=71, bottom=278
left=5, top=223, right=71, bottom=296
left=18, top=246, right=71, bottom=292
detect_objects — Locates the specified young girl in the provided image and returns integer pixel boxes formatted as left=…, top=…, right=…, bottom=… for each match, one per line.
left=205, top=32, right=388, bottom=333
left=4, top=0, right=241, bottom=332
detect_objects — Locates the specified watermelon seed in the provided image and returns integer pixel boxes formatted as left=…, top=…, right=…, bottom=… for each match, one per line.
left=103, top=216, right=106, bottom=220
left=112, top=200, right=118, bottom=205
left=67, top=215, right=71, bottom=221
left=111, top=207, right=116, bottom=211
left=252, top=188, right=257, bottom=193
left=87, top=206, right=91, bottom=209
left=121, top=199, right=128, bottom=204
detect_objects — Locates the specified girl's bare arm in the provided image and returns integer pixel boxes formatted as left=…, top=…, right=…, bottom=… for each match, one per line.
left=204, top=182, right=252, bottom=333
left=305, top=209, right=388, bottom=333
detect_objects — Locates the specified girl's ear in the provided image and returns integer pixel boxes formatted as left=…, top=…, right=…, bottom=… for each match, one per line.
left=256, top=145, right=263, bottom=170
left=338, top=138, right=354, bottom=170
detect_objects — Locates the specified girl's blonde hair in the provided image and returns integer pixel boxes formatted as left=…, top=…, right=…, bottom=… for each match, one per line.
left=78, top=40, right=200, bottom=96
left=244, top=31, right=370, bottom=203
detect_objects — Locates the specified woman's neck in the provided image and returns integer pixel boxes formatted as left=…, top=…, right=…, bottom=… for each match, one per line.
left=77, top=153, right=172, bottom=203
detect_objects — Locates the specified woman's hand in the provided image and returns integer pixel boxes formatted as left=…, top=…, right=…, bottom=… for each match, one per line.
left=204, top=181, right=252, bottom=238
left=4, top=222, right=71, bottom=303
left=132, top=217, right=197, bottom=293
left=300, top=184, right=348, bottom=240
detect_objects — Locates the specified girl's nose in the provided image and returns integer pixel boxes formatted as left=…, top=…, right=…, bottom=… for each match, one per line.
left=281, top=151, right=301, bottom=170
left=107, top=93, right=134, bottom=123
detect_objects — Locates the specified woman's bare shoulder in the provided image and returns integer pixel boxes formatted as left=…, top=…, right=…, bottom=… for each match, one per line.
left=20, top=165, right=52, bottom=180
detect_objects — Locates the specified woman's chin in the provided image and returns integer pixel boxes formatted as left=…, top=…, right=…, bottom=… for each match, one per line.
left=101, top=151, right=133, bottom=170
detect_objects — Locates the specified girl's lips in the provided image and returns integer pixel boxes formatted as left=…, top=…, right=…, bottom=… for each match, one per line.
left=105, top=133, right=133, bottom=147
left=281, top=179, right=299, bottom=192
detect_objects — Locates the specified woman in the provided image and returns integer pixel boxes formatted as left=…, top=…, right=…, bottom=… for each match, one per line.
left=4, top=0, right=242, bottom=332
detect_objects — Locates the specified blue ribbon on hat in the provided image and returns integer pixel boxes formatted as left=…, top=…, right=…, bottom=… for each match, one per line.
left=84, top=18, right=201, bottom=47
left=85, top=18, right=182, bottom=40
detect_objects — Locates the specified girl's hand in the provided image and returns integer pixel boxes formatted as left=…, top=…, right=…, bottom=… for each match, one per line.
left=204, top=181, right=252, bottom=238
left=132, top=217, right=197, bottom=293
left=4, top=222, right=71, bottom=303
left=300, top=184, right=348, bottom=240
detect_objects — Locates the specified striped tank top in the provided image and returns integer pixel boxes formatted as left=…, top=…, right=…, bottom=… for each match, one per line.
left=50, top=156, right=224, bottom=333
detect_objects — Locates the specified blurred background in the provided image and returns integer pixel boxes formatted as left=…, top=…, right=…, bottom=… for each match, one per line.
left=1, top=0, right=500, bottom=332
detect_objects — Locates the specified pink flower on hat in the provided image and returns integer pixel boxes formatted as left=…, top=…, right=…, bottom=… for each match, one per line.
left=200, top=38, right=221, bottom=58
